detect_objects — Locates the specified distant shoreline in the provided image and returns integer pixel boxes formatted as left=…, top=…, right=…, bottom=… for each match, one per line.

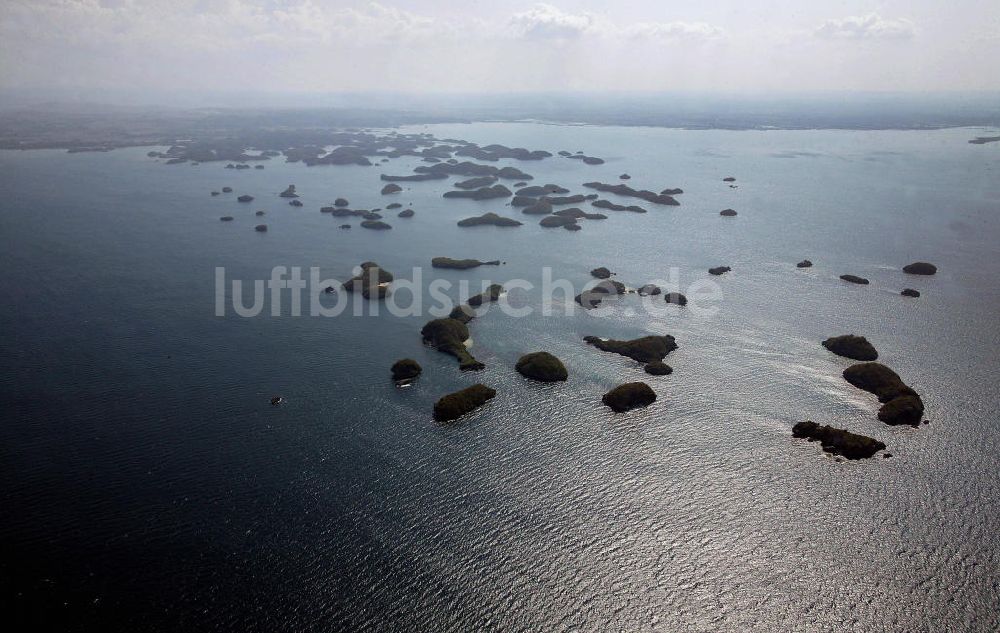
left=1, top=109, right=998, bottom=152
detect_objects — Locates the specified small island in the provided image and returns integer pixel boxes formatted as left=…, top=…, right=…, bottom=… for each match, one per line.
left=539, top=215, right=578, bottom=229
left=421, top=317, right=483, bottom=370
left=433, top=384, right=497, bottom=422
left=797, top=260, right=813, bottom=268
left=602, top=382, right=656, bottom=412
left=843, top=362, right=924, bottom=426
left=344, top=262, right=393, bottom=299
left=582, top=182, right=679, bottom=206
left=237, top=195, right=254, bottom=203
left=454, top=176, right=498, bottom=189
left=516, top=184, right=568, bottom=197
left=708, top=266, right=731, bottom=276
left=391, top=358, right=422, bottom=383
left=443, top=184, right=512, bottom=200
left=720, top=209, right=737, bottom=217
left=663, top=292, right=687, bottom=306
left=902, top=262, right=937, bottom=275
left=515, top=352, right=568, bottom=382
left=643, top=361, right=672, bottom=375
left=583, top=334, right=678, bottom=364
left=822, top=335, right=879, bottom=361
left=840, top=274, right=869, bottom=285
left=381, top=183, right=402, bottom=195
left=431, top=257, right=501, bottom=270
left=792, top=421, right=886, bottom=460
left=575, top=280, right=626, bottom=309
left=592, top=199, right=647, bottom=213
left=522, top=200, right=553, bottom=215
left=457, top=212, right=523, bottom=227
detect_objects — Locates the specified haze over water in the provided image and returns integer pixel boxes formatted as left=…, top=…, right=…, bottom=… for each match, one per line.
left=1, top=123, right=999, bottom=631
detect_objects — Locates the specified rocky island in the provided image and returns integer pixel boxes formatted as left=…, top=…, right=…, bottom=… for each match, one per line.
left=575, top=280, right=626, bottom=309
left=521, top=200, right=553, bottom=215
left=792, top=421, right=886, bottom=460
left=842, top=362, right=924, bottom=426
left=592, top=199, right=647, bottom=213
left=431, top=257, right=501, bottom=269
left=840, top=274, right=869, bottom=285
left=602, top=382, right=656, bottom=412
left=643, top=361, right=672, bottom=376
left=538, top=216, right=578, bottom=229
left=433, top=384, right=497, bottom=422
left=903, top=262, right=937, bottom=275
left=566, top=154, right=605, bottom=165
left=822, top=335, right=879, bottom=361
left=583, top=335, right=678, bottom=364
left=582, top=182, right=680, bottom=206
left=391, top=358, right=422, bottom=383
left=443, top=184, right=512, bottom=200
left=457, top=213, right=522, bottom=227
left=515, top=352, right=568, bottom=382
left=343, top=262, right=393, bottom=299
left=421, top=317, right=483, bottom=370
left=516, top=184, right=568, bottom=197
left=454, top=176, right=498, bottom=189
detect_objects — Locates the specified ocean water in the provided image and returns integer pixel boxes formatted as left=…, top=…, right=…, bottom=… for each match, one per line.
left=1, top=123, right=999, bottom=632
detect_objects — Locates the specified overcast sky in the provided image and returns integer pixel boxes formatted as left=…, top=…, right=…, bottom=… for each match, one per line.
left=1, top=0, right=998, bottom=103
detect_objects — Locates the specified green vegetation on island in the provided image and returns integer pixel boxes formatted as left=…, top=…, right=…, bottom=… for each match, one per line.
left=433, top=384, right=497, bottom=422
left=602, top=382, right=657, bottom=412
left=515, top=352, right=568, bottom=382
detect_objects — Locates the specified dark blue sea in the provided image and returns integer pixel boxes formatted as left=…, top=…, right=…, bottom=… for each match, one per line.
left=1, top=123, right=999, bottom=631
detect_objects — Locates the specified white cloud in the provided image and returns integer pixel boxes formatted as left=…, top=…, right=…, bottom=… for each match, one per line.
left=815, top=14, right=916, bottom=40
left=625, top=21, right=726, bottom=40
left=508, top=4, right=724, bottom=42
left=508, top=4, right=595, bottom=40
